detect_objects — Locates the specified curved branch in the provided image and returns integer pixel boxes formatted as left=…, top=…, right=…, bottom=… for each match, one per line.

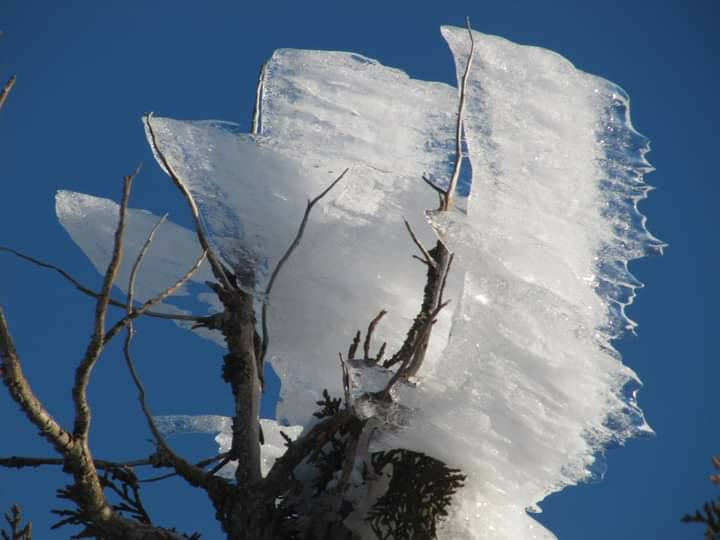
left=443, top=18, right=475, bottom=211
left=73, top=170, right=136, bottom=440
left=121, top=215, right=215, bottom=493
left=0, top=247, right=202, bottom=322
left=259, top=168, right=349, bottom=366
left=0, top=75, right=15, bottom=112
left=102, top=249, right=207, bottom=347
left=144, top=114, right=233, bottom=292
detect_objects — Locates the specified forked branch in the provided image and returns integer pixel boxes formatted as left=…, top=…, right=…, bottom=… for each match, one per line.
left=385, top=19, right=474, bottom=380
left=121, top=216, right=217, bottom=492
left=0, top=247, right=202, bottom=322
left=73, top=170, right=136, bottom=440
left=259, top=168, right=349, bottom=366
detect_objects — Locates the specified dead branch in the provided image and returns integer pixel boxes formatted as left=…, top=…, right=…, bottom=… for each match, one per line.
left=0, top=247, right=202, bottom=323
left=443, top=18, right=475, bottom=211
left=144, top=113, right=233, bottom=292
left=339, top=353, right=352, bottom=407
left=0, top=456, right=152, bottom=470
left=101, top=249, right=207, bottom=348
left=1, top=308, right=189, bottom=539
left=259, top=168, right=349, bottom=366
left=403, top=218, right=436, bottom=269
left=73, top=170, right=136, bottom=440
left=348, top=331, right=361, bottom=361
left=363, top=310, right=387, bottom=363
left=0, top=75, right=16, bottom=113
left=384, top=20, right=474, bottom=379
left=378, top=299, right=451, bottom=401
left=263, top=408, right=356, bottom=498
left=138, top=452, right=230, bottom=483
left=122, top=215, right=212, bottom=492
left=251, top=63, right=267, bottom=136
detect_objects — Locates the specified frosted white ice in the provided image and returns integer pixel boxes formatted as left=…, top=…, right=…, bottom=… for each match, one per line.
left=55, top=26, right=662, bottom=540
left=54, top=190, right=226, bottom=345
left=141, top=51, right=465, bottom=423
left=154, top=415, right=303, bottom=478
left=388, top=27, right=660, bottom=538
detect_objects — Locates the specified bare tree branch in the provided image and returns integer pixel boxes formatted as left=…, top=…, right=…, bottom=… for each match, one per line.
left=363, top=310, right=387, bottom=362
left=378, top=299, right=451, bottom=400
left=384, top=20, right=474, bottom=378
left=339, top=353, right=352, bottom=407
left=102, top=249, right=207, bottom=347
left=0, top=456, right=152, bottom=471
left=0, top=247, right=202, bottom=322
left=1, top=304, right=189, bottom=539
left=443, top=17, right=475, bottom=211
left=403, top=218, right=436, bottom=269
left=251, top=63, right=267, bottom=136
left=421, top=174, right=447, bottom=201
left=121, top=213, right=202, bottom=488
left=144, top=113, right=233, bottom=292
left=73, top=169, right=136, bottom=440
left=263, top=409, right=355, bottom=498
left=0, top=75, right=15, bottom=113
left=259, top=168, right=349, bottom=366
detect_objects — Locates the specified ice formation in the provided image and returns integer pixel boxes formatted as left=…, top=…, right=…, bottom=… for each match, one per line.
left=154, top=415, right=303, bottom=478
left=56, top=26, right=662, bottom=539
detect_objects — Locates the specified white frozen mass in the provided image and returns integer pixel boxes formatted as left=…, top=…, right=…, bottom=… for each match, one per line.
left=56, top=26, right=662, bottom=539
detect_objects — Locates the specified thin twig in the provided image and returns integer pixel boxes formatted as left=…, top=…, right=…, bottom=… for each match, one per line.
left=376, top=342, right=387, bottom=365
left=0, top=247, right=202, bottom=322
left=102, top=249, right=207, bottom=346
left=348, top=331, right=361, bottom=361
left=363, top=310, right=387, bottom=362
left=120, top=225, right=219, bottom=493
left=378, top=299, right=450, bottom=401
left=339, top=353, right=352, bottom=407
left=438, top=252, right=455, bottom=307
left=205, top=455, right=233, bottom=478
left=144, top=113, right=233, bottom=292
left=0, top=456, right=152, bottom=470
left=138, top=452, right=230, bottom=483
left=0, top=75, right=16, bottom=113
left=73, top=169, right=137, bottom=439
left=251, top=63, right=267, bottom=136
left=421, top=174, right=447, bottom=205
left=403, top=218, right=436, bottom=269
left=263, top=409, right=355, bottom=497
left=443, top=17, right=475, bottom=211
left=259, top=168, right=349, bottom=365
left=127, top=214, right=168, bottom=311
left=123, top=213, right=174, bottom=459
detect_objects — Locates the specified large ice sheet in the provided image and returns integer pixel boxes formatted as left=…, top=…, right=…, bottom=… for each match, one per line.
left=378, top=27, right=660, bottom=538
left=55, top=26, right=661, bottom=540
left=142, top=50, right=465, bottom=424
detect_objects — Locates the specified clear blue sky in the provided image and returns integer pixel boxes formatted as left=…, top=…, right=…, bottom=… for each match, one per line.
left=1, top=2, right=718, bottom=539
